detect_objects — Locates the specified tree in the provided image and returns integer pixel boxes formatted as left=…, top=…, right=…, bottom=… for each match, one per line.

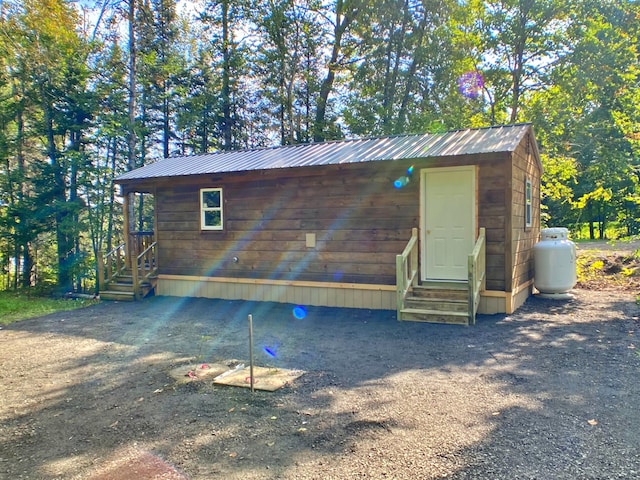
left=313, top=0, right=365, bottom=141
left=344, top=0, right=477, bottom=136
left=9, top=0, right=96, bottom=293
left=253, top=0, right=323, bottom=144
left=526, top=0, right=640, bottom=237
left=479, top=0, right=569, bottom=124
left=200, top=0, right=252, bottom=150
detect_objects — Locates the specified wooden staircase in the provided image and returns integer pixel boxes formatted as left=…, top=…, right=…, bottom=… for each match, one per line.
left=399, top=282, right=470, bottom=325
left=99, top=269, right=157, bottom=301
left=98, top=233, right=158, bottom=302
left=396, top=227, right=486, bottom=326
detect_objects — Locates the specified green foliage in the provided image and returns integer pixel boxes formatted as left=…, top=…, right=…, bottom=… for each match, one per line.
left=0, top=0, right=639, bottom=291
left=525, top=0, right=640, bottom=236
left=540, top=153, right=579, bottom=227
left=0, top=291, right=98, bottom=325
left=575, top=252, right=603, bottom=284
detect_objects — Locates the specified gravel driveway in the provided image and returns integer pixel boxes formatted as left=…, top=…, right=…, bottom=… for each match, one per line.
left=1, top=289, right=639, bottom=479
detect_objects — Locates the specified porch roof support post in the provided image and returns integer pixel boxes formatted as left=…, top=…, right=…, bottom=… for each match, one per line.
left=123, top=191, right=132, bottom=270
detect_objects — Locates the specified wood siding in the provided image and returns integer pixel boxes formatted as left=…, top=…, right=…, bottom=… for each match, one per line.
left=123, top=150, right=534, bottom=293
left=477, top=155, right=511, bottom=291
left=156, top=275, right=397, bottom=310
left=153, top=162, right=420, bottom=285
left=509, top=133, right=542, bottom=292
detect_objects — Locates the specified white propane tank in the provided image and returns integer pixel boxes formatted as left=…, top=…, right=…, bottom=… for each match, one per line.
left=534, top=227, right=577, bottom=298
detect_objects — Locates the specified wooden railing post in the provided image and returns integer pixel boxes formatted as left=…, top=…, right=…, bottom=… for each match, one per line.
left=410, top=227, right=418, bottom=287
left=396, top=254, right=405, bottom=320
left=468, top=254, right=475, bottom=326
left=467, top=227, right=486, bottom=326
left=396, top=228, right=419, bottom=321
left=132, top=260, right=140, bottom=300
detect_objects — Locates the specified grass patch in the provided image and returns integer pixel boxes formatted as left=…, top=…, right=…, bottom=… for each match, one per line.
left=0, top=291, right=98, bottom=326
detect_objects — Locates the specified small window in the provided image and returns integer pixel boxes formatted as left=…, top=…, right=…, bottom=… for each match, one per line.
left=525, top=179, right=532, bottom=228
left=201, top=188, right=223, bottom=230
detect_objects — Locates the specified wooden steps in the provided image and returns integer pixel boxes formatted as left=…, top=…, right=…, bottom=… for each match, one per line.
left=399, top=283, right=470, bottom=325
left=100, top=272, right=156, bottom=301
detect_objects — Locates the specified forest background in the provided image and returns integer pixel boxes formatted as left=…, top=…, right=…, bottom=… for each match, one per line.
left=0, top=0, right=638, bottom=295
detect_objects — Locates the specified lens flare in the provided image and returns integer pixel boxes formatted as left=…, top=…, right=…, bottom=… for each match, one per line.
left=263, top=346, right=277, bottom=358
left=292, top=305, right=307, bottom=319
left=394, top=165, right=414, bottom=189
left=393, top=177, right=409, bottom=188
left=457, top=71, right=484, bottom=99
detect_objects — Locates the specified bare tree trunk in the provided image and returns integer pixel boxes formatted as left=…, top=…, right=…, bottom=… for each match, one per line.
left=382, top=0, right=409, bottom=132
left=313, top=0, right=360, bottom=142
left=128, top=0, right=137, bottom=171
left=221, top=0, right=233, bottom=150
left=396, top=11, right=428, bottom=132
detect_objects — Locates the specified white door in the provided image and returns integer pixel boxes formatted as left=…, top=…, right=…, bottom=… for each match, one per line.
left=421, top=166, right=475, bottom=281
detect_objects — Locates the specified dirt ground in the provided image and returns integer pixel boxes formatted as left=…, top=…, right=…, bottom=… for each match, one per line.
left=2, top=244, right=640, bottom=479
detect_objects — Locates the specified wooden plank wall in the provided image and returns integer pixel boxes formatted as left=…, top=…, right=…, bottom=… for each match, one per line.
left=156, top=275, right=397, bottom=310
left=122, top=145, right=536, bottom=295
left=153, top=162, right=420, bottom=285
left=509, top=133, right=542, bottom=291
left=477, top=154, right=510, bottom=291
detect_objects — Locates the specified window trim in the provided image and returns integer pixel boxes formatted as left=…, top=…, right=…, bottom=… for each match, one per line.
left=525, top=178, right=532, bottom=228
left=200, top=188, right=224, bottom=231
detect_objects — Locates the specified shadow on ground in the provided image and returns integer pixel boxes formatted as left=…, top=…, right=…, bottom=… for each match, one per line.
left=1, top=290, right=639, bottom=479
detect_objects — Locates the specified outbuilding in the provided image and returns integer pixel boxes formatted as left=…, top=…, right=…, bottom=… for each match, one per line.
left=102, top=124, right=542, bottom=325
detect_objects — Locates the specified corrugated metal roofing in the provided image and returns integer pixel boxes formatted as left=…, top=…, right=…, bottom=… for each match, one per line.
left=116, top=124, right=532, bottom=182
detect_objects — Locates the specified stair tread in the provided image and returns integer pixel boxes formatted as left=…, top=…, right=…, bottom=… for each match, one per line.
left=401, top=307, right=468, bottom=316
left=414, top=283, right=468, bottom=290
left=406, top=295, right=467, bottom=302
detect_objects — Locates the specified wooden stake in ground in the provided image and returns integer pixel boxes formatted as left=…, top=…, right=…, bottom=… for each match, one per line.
left=248, top=314, right=254, bottom=393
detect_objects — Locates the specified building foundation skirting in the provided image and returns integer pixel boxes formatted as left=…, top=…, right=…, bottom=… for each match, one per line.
left=156, top=275, right=529, bottom=315
left=157, top=275, right=397, bottom=310
left=478, top=280, right=534, bottom=315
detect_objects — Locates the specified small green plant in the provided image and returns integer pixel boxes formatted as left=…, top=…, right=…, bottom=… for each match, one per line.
left=621, top=266, right=636, bottom=277
left=576, top=253, right=604, bottom=284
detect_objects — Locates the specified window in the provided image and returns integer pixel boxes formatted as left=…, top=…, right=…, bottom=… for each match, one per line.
left=200, top=188, right=223, bottom=230
left=525, top=179, right=532, bottom=228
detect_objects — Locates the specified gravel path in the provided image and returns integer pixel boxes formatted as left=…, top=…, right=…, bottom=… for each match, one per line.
left=1, top=289, right=639, bottom=479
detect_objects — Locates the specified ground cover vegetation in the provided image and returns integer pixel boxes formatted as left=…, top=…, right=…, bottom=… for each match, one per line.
left=0, top=290, right=97, bottom=325
left=0, top=0, right=638, bottom=296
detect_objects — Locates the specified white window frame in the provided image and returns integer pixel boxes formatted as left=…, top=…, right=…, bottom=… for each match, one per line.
left=200, top=188, right=223, bottom=230
left=525, top=178, right=532, bottom=228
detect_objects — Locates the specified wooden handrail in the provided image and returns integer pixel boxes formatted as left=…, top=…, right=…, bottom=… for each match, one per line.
left=99, top=231, right=156, bottom=298
left=396, top=227, right=419, bottom=320
left=467, top=227, right=486, bottom=325
left=133, top=241, right=157, bottom=300
left=98, top=243, right=126, bottom=289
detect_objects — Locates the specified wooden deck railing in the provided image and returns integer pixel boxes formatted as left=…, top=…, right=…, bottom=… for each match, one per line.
left=396, top=227, right=419, bottom=320
left=130, top=231, right=155, bottom=259
left=467, top=227, right=486, bottom=325
left=98, top=231, right=156, bottom=298
left=132, top=239, right=157, bottom=300
left=97, top=243, right=126, bottom=290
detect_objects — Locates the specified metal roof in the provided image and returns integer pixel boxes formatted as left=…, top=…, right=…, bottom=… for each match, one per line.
left=116, top=124, right=533, bottom=182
